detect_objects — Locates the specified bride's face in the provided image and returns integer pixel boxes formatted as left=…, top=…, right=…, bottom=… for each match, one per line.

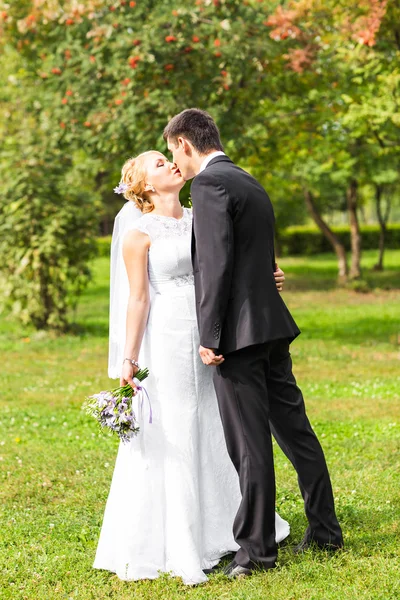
left=144, top=152, right=185, bottom=194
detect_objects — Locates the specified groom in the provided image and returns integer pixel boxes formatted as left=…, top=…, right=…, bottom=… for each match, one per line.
left=164, top=109, right=343, bottom=577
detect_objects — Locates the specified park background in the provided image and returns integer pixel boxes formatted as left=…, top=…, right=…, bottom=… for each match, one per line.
left=0, top=1, right=399, bottom=599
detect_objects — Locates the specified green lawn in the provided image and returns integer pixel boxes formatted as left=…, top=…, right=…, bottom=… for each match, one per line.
left=0, top=250, right=399, bottom=599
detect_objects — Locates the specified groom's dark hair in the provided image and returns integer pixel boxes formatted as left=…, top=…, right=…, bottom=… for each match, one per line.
left=163, top=108, right=224, bottom=154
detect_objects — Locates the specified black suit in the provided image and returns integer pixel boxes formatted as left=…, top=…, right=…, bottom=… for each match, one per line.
left=191, top=156, right=343, bottom=569
left=191, top=156, right=300, bottom=353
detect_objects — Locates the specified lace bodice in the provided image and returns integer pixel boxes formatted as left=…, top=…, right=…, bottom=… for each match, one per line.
left=132, top=207, right=194, bottom=292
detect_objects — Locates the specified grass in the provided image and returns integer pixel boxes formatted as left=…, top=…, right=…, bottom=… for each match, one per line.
left=0, top=249, right=399, bottom=600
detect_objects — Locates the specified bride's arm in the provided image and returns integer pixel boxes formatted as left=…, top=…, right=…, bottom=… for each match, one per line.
left=120, top=229, right=151, bottom=387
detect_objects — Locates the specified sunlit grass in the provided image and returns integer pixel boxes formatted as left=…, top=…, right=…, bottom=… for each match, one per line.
left=0, top=250, right=399, bottom=599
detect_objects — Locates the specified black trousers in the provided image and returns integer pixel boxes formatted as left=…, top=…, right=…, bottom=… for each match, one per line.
left=213, top=339, right=343, bottom=570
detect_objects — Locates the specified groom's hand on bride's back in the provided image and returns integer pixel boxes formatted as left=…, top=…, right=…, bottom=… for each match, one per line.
left=199, top=346, right=225, bottom=367
left=274, top=264, right=285, bottom=292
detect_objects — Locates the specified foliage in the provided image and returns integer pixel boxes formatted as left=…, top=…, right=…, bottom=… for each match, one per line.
left=0, top=1, right=399, bottom=328
left=239, top=0, right=400, bottom=277
left=0, top=141, right=100, bottom=330
left=96, top=235, right=112, bottom=258
left=0, top=0, right=280, bottom=158
left=3, top=0, right=398, bottom=176
left=278, top=223, right=400, bottom=257
left=96, top=223, right=400, bottom=261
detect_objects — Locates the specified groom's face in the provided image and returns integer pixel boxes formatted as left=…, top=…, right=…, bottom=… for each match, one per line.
left=167, top=137, right=196, bottom=181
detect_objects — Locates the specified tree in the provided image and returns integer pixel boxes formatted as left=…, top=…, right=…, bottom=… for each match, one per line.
left=0, top=136, right=100, bottom=329
left=0, top=42, right=100, bottom=329
left=0, top=0, right=399, bottom=325
left=251, top=0, right=400, bottom=279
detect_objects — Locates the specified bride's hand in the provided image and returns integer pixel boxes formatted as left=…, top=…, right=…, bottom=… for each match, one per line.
left=274, top=264, right=285, bottom=292
left=120, top=362, right=139, bottom=389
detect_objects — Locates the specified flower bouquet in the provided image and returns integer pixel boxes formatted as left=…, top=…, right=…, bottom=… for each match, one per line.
left=83, top=368, right=151, bottom=444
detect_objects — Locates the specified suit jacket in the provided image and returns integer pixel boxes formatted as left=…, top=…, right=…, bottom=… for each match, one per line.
left=190, top=155, right=300, bottom=354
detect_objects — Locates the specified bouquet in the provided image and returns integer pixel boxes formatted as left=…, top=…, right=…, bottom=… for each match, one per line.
left=83, top=368, right=151, bottom=443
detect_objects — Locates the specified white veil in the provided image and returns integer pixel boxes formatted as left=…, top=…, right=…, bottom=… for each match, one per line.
left=108, top=201, right=143, bottom=379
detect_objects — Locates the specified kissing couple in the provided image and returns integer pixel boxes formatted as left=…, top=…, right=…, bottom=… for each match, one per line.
left=93, top=108, right=343, bottom=585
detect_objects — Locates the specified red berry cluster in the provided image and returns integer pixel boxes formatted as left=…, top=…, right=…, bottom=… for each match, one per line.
left=128, top=55, right=141, bottom=68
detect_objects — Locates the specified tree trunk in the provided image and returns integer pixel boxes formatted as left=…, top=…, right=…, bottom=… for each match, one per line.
left=346, top=180, right=362, bottom=279
left=373, top=184, right=391, bottom=271
left=304, top=190, right=348, bottom=282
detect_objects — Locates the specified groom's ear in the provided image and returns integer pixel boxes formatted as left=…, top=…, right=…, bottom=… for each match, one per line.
left=178, top=136, right=192, bottom=156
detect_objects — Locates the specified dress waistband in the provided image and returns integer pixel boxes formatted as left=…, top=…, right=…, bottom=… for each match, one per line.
left=150, top=274, right=195, bottom=295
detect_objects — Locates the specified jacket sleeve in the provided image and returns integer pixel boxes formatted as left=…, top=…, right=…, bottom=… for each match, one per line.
left=191, top=173, right=234, bottom=350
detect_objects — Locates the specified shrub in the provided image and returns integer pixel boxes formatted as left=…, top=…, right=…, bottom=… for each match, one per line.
left=97, top=236, right=112, bottom=258
left=96, top=224, right=400, bottom=260
left=277, top=224, right=400, bottom=256
left=0, top=144, right=100, bottom=330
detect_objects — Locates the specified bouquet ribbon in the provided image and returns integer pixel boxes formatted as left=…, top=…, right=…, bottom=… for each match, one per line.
left=133, top=378, right=153, bottom=424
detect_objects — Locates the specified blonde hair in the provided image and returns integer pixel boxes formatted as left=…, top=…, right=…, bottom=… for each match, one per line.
left=120, top=151, right=156, bottom=213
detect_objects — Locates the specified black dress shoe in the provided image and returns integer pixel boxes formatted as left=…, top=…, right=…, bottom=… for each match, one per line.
left=203, top=566, right=218, bottom=575
left=202, top=552, right=236, bottom=575
left=222, top=560, right=253, bottom=578
left=294, top=538, right=344, bottom=554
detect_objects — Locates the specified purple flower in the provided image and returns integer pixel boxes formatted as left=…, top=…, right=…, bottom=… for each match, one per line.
left=90, top=391, right=114, bottom=408
left=114, top=182, right=129, bottom=195
left=118, top=399, right=130, bottom=413
left=83, top=372, right=148, bottom=443
left=119, top=412, right=131, bottom=424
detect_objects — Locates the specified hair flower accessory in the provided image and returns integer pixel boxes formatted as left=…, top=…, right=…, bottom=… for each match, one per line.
left=114, top=181, right=129, bottom=195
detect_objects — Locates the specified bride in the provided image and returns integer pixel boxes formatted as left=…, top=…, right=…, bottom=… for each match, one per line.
left=93, top=151, right=290, bottom=585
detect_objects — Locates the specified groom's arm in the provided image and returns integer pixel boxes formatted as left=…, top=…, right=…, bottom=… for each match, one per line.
left=191, top=173, right=234, bottom=350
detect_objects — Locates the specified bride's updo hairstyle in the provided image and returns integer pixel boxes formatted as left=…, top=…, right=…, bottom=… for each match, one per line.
left=120, top=152, right=155, bottom=214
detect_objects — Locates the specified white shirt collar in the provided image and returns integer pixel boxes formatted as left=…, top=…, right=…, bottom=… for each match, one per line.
left=199, top=151, right=226, bottom=173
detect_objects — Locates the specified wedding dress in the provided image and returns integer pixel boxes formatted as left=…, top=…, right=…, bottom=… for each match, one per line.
left=93, top=206, right=290, bottom=585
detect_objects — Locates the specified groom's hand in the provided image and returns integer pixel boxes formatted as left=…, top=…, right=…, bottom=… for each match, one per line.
left=199, top=346, right=225, bottom=366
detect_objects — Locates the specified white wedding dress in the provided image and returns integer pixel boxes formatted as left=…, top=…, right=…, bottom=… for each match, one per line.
left=93, top=207, right=290, bottom=585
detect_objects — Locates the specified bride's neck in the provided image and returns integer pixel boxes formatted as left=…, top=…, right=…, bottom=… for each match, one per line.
left=151, top=193, right=183, bottom=218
